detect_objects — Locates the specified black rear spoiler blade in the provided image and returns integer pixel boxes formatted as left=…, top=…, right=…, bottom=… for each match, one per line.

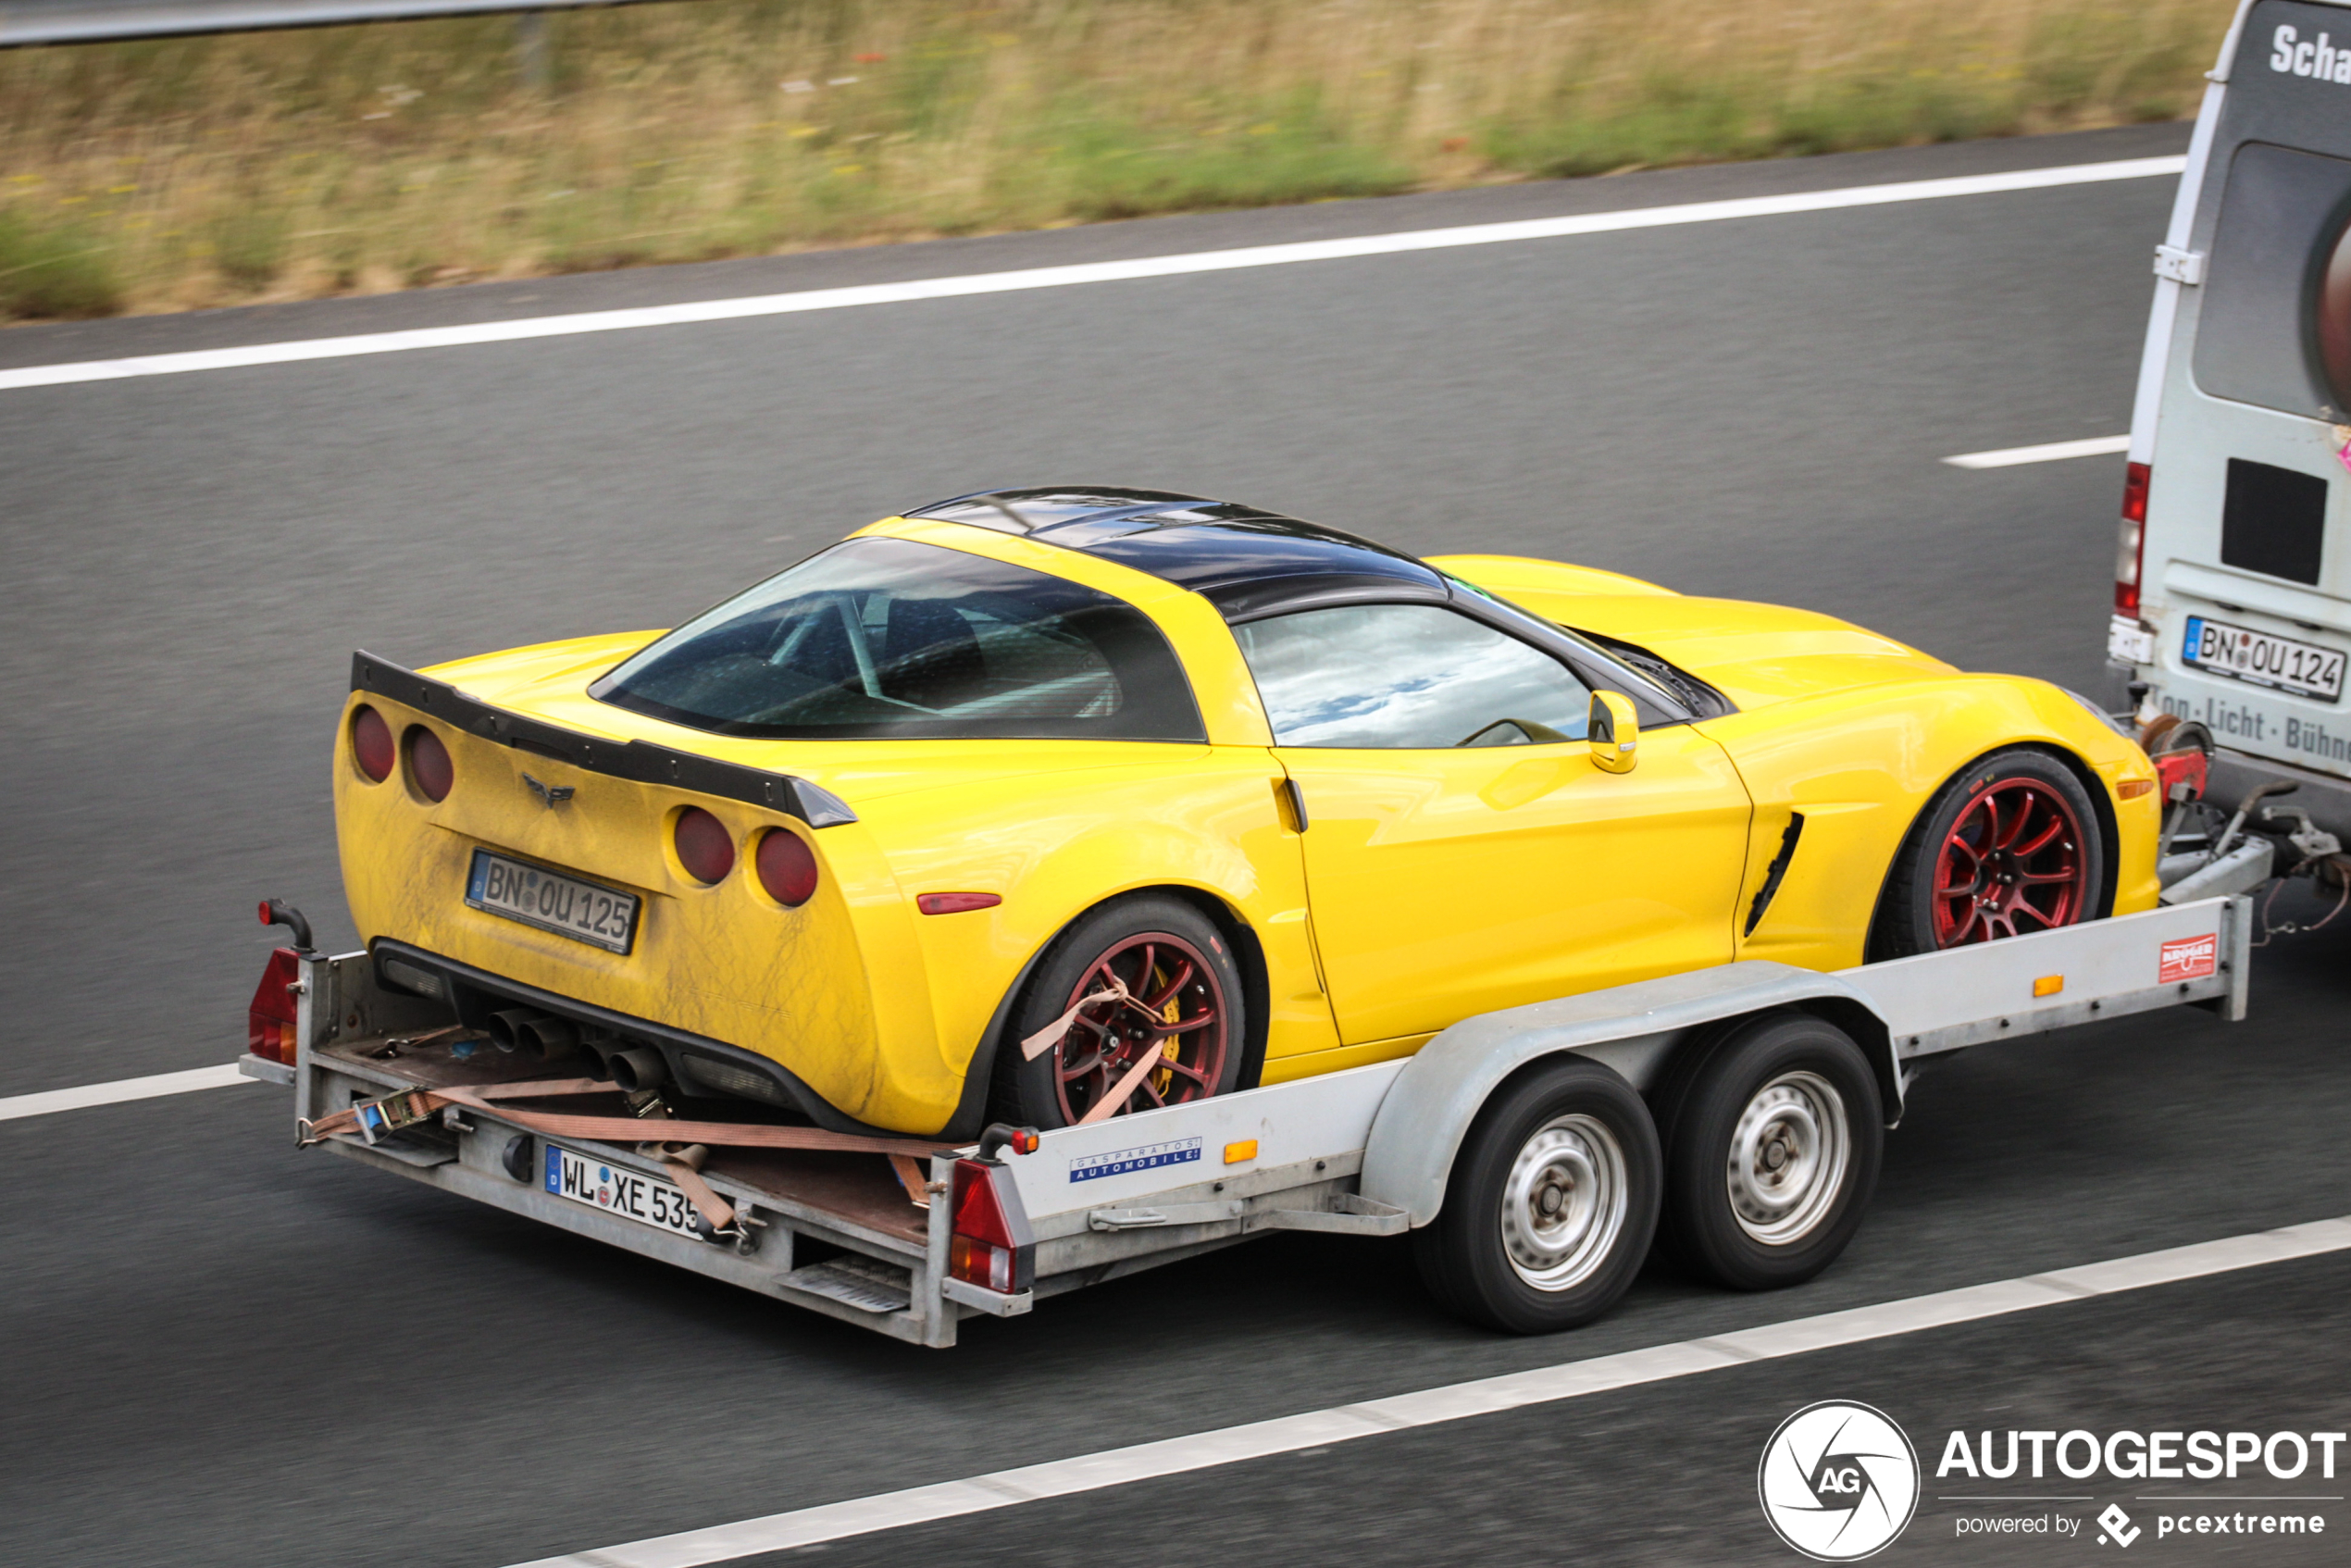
left=348, top=651, right=857, bottom=827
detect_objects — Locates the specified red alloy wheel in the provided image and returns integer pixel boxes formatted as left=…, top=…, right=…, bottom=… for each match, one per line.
left=1930, top=779, right=2089, bottom=947
left=1052, top=932, right=1228, bottom=1125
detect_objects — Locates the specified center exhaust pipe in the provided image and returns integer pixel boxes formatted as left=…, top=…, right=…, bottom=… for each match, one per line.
left=517, top=1014, right=579, bottom=1062
left=608, top=1046, right=670, bottom=1093
left=484, top=1008, right=536, bottom=1053
left=484, top=1008, right=580, bottom=1062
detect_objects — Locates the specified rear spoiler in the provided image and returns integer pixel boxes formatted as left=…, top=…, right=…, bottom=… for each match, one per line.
left=349, top=651, right=857, bottom=827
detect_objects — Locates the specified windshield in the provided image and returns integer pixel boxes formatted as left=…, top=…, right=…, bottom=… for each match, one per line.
left=591, top=538, right=1206, bottom=741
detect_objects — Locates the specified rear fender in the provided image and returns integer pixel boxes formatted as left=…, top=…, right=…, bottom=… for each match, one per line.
left=931, top=877, right=1283, bottom=1143
left=882, top=759, right=1327, bottom=1116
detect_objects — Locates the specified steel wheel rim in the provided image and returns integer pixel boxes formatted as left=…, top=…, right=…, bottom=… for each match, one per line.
left=1726, top=1071, right=1848, bottom=1246
left=1499, top=1113, right=1628, bottom=1291
left=1051, top=931, right=1227, bottom=1124
left=1930, top=778, right=2087, bottom=947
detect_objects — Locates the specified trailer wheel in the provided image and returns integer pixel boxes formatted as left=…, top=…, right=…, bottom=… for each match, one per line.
left=1872, top=747, right=2105, bottom=959
left=1661, top=1014, right=1882, bottom=1291
left=1414, top=1057, right=1660, bottom=1334
left=991, top=894, right=1245, bottom=1129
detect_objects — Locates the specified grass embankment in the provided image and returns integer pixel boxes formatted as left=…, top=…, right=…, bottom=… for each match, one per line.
left=0, top=0, right=2233, bottom=321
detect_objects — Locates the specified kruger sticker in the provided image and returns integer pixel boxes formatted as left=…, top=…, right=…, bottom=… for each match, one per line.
left=2159, top=933, right=2219, bottom=985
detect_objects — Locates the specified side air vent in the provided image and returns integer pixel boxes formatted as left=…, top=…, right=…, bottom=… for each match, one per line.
left=1745, top=813, right=1807, bottom=938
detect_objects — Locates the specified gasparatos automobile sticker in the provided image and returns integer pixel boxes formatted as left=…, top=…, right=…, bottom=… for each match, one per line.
left=1069, top=1138, right=1203, bottom=1183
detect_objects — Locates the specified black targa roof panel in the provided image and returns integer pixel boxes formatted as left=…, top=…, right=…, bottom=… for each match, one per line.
left=905, top=486, right=1445, bottom=619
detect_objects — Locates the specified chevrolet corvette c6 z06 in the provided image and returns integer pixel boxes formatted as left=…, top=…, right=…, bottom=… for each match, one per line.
left=335, top=487, right=2161, bottom=1139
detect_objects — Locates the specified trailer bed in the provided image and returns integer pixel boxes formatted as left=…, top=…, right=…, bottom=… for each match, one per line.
left=249, top=896, right=2250, bottom=1347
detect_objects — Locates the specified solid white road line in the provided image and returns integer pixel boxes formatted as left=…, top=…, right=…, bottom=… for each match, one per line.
left=0, top=1062, right=250, bottom=1122
left=0, top=155, right=2184, bottom=395
left=508, top=1213, right=2351, bottom=1568
left=1944, top=434, right=2133, bottom=468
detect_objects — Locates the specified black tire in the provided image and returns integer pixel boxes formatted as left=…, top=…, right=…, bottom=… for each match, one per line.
left=1870, top=747, right=2108, bottom=961
left=1413, top=1057, right=1661, bottom=1335
left=1660, top=1013, right=1883, bottom=1291
left=990, top=893, right=1246, bottom=1130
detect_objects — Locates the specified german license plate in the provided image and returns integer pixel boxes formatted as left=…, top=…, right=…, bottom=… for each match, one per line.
left=2182, top=615, right=2345, bottom=703
left=466, top=850, right=639, bottom=953
left=544, top=1144, right=706, bottom=1241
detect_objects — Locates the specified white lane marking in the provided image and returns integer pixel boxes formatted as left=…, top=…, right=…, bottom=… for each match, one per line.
left=507, top=1213, right=2351, bottom=1568
left=0, top=1062, right=250, bottom=1121
left=0, top=156, right=2184, bottom=395
left=1944, top=434, right=2132, bottom=468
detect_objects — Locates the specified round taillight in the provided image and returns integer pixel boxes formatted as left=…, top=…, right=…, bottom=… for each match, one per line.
left=675, top=807, right=735, bottom=885
left=406, top=727, right=454, bottom=803
left=352, top=705, right=394, bottom=782
left=756, top=828, right=819, bottom=907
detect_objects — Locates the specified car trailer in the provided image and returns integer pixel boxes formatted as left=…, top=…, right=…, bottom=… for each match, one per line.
left=241, top=895, right=2251, bottom=1347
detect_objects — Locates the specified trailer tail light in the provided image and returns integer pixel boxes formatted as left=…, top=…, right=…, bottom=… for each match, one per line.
left=247, top=946, right=302, bottom=1064
left=674, top=807, right=735, bottom=885
left=352, top=705, right=394, bottom=782
left=2115, top=461, right=2151, bottom=616
left=948, top=1157, right=1035, bottom=1295
left=406, top=727, right=454, bottom=803
left=755, top=828, right=819, bottom=906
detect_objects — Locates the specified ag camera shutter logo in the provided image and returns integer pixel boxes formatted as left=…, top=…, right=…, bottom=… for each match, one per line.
left=1759, top=1400, right=1921, bottom=1561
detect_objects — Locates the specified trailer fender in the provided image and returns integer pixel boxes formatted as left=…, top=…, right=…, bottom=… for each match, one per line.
left=1359, top=962, right=1895, bottom=1228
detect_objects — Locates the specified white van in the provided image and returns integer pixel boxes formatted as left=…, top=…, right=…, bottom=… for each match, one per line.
left=2113, top=0, right=2351, bottom=846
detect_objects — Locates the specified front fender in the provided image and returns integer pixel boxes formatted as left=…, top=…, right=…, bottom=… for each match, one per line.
left=1358, top=962, right=1892, bottom=1227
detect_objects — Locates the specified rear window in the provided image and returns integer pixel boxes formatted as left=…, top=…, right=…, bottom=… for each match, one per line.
left=591, top=538, right=1205, bottom=740
left=2194, top=140, right=2351, bottom=420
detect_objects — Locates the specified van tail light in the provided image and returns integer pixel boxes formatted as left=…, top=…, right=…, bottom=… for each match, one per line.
left=406, top=727, right=454, bottom=802
left=352, top=705, right=394, bottom=782
left=247, top=946, right=302, bottom=1064
left=2115, top=461, right=2151, bottom=616
left=948, top=1156, right=1036, bottom=1295
left=674, top=807, right=735, bottom=884
left=755, top=828, right=819, bottom=906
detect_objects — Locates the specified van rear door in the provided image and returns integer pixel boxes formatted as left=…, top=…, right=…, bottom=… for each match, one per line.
left=2122, top=0, right=2351, bottom=817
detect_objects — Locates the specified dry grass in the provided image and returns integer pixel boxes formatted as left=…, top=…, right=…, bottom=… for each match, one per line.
left=0, top=0, right=2235, bottom=320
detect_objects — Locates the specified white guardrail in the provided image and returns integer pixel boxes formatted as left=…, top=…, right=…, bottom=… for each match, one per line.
left=0, top=0, right=649, bottom=47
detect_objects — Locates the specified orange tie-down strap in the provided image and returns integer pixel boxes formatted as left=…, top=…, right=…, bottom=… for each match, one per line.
left=299, top=1077, right=949, bottom=1230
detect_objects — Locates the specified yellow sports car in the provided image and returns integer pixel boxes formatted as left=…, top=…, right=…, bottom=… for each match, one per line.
left=336, top=487, right=2163, bottom=1139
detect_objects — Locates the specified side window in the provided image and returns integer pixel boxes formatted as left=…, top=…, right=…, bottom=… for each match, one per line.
left=1235, top=604, right=1591, bottom=749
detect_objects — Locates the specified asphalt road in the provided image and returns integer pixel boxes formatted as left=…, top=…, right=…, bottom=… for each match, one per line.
left=6, top=120, right=2347, bottom=1568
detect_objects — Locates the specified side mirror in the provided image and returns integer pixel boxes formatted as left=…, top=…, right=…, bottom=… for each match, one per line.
left=1588, top=691, right=1639, bottom=774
